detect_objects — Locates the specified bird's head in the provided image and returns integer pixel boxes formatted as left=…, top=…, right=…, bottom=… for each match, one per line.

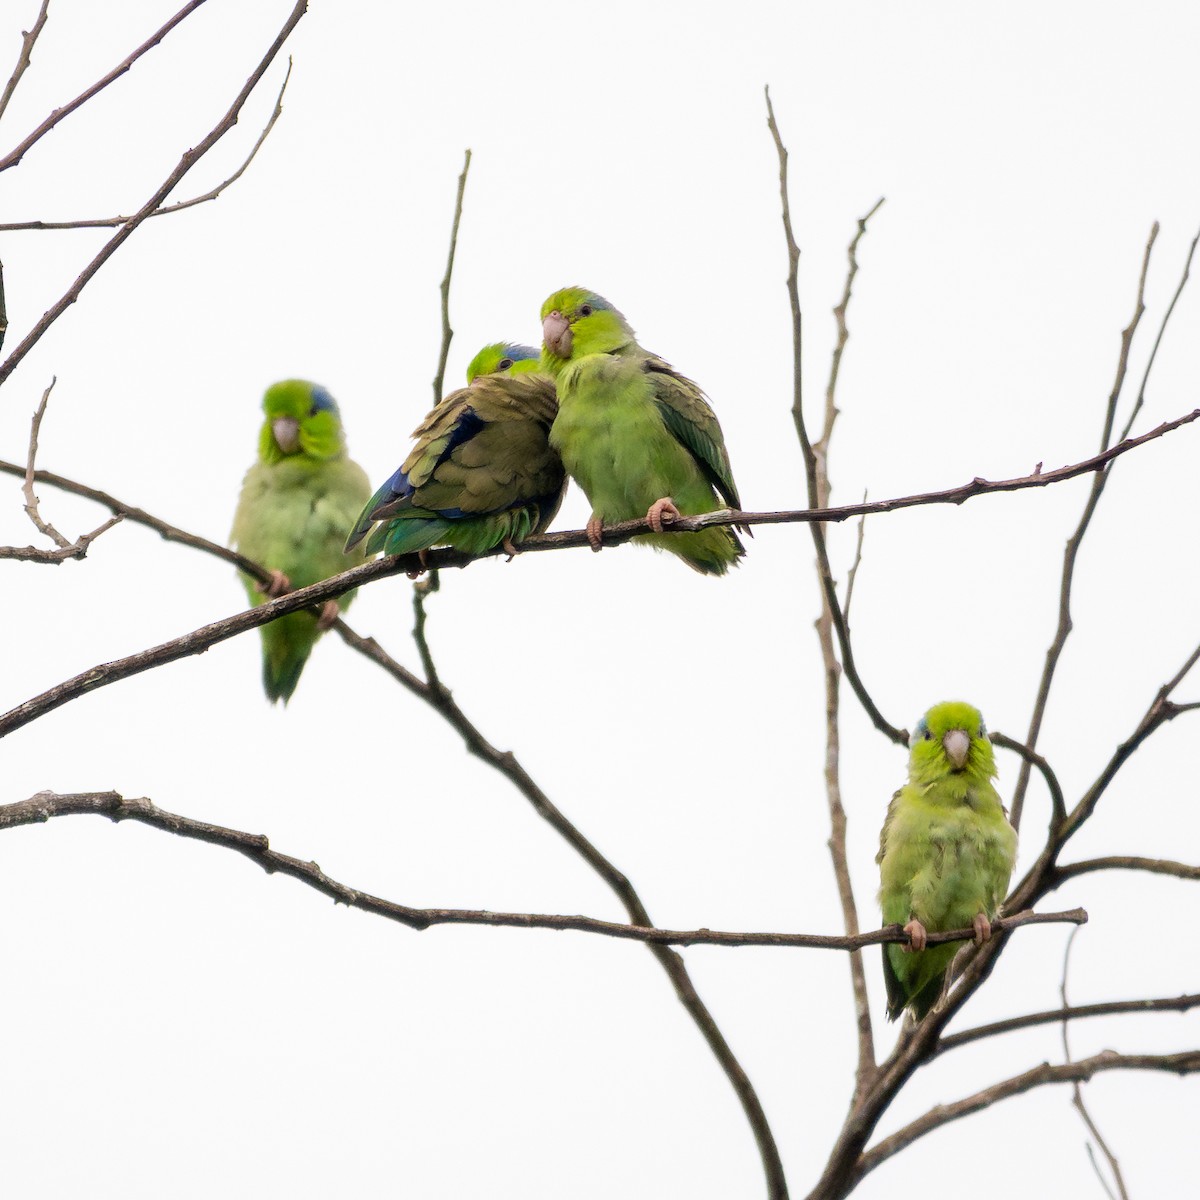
left=539, top=287, right=633, bottom=375
left=908, top=700, right=995, bottom=781
left=258, top=380, right=347, bottom=464
left=465, top=342, right=541, bottom=384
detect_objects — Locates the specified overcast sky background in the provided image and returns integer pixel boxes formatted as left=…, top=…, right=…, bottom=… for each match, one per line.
left=0, top=2, right=1197, bottom=1197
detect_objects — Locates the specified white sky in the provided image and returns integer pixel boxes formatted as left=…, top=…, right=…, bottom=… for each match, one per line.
left=0, top=2, right=1197, bottom=1197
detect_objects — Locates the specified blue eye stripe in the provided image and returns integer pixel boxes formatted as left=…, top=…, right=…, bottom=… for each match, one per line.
left=309, top=385, right=338, bottom=416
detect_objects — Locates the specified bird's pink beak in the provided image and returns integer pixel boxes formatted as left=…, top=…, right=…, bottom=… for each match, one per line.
left=272, top=416, right=300, bottom=454
left=542, top=310, right=572, bottom=359
left=943, top=729, right=970, bottom=770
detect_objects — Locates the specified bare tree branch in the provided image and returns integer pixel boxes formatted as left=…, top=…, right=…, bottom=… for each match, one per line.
left=1051, top=642, right=1200, bottom=849
left=1010, top=224, right=1159, bottom=830
left=841, top=493, right=868, bottom=626
left=0, top=460, right=271, bottom=577
left=1118, top=222, right=1200, bottom=444
left=0, top=59, right=292, bottom=232
left=1051, top=856, right=1200, bottom=886
left=823, top=201, right=889, bottom=1099
left=852, top=1050, right=1200, bottom=1186
left=1, top=380, right=122, bottom=561
left=0, top=0, right=307, bottom=390
left=0, top=0, right=50, bottom=125
left=1006, top=639, right=1200, bottom=918
left=991, top=730, right=1067, bottom=831
left=432, top=148, right=470, bottom=404
left=936, top=992, right=1200, bottom=1057
left=0, top=790, right=1085, bottom=951
left=0, top=0, right=208, bottom=173
left=767, top=89, right=892, bottom=1106
left=1061, top=928, right=1131, bottom=1200
left=763, top=87, right=804, bottom=469
left=1, top=399, right=1194, bottom=562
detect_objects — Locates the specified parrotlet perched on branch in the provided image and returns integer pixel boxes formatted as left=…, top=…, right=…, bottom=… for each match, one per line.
left=539, top=287, right=745, bottom=576
left=344, top=343, right=564, bottom=563
left=231, top=380, right=371, bottom=704
left=876, top=701, right=1017, bottom=1021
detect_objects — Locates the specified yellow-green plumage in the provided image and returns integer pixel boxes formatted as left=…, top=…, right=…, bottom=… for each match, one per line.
left=345, top=344, right=564, bottom=559
left=231, top=380, right=371, bottom=704
left=540, top=287, right=744, bottom=576
left=876, top=701, right=1017, bottom=1021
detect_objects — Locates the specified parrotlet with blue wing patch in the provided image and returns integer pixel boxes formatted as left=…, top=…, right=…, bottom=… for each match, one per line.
left=344, top=343, right=565, bottom=564
left=876, top=701, right=1018, bottom=1021
left=232, top=380, right=372, bottom=704
left=539, top=287, right=745, bottom=576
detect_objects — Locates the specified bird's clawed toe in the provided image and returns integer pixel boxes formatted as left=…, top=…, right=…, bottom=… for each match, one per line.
left=586, top=516, right=604, bottom=553
left=258, top=569, right=292, bottom=598
left=903, top=919, right=927, bottom=953
left=316, top=600, right=340, bottom=631
left=972, top=912, right=992, bottom=946
left=646, top=496, right=682, bottom=534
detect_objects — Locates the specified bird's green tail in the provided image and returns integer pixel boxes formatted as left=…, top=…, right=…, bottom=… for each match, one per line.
left=883, top=941, right=957, bottom=1022
left=636, top=526, right=745, bottom=576
left=259, top=612, right=319, bottom=704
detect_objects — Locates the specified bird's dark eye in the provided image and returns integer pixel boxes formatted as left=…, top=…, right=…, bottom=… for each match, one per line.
left=308, top=405, right=318, bottom=417
left=497, top=358, right=514, bottom=370
left=924, top=730, right=933, bottom=741
left=579, top=304, right=593, bottom=317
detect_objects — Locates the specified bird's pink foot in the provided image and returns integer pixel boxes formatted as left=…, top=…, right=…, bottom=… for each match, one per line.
left=258, top=568, right=291, bottom=598
left=903, top=919, right=927, bottom=953
left=502, top=536, right=520, bottom=561
left=586, top=515, right=604, bottom=553
left=406, top=548, right=430, bottom=580
left=316, top=599, right=340, bottom=631
left=972, top=912, right=992, bottom=946
left=645, top=496, right=682, bottom=534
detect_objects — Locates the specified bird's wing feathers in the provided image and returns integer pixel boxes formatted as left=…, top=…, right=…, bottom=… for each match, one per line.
left=371, top=375, right=560, bottom=522
left=643, top=356, right=742, bottom=511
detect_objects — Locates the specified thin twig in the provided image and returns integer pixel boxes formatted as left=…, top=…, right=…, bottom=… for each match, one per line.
left=1010, top=224, right=1159, bottom=830
left=1051, top=856, right=1200, bottom=886
left=2, top=380, right=123, bottom=562
left=936, top=992, right=1200, bottom=1056
left=1007, top=639, right=1200, bottom=914
left=21, top=379, right=69, bottom=546
left=851, top=1050, right=1200, bottom=1186
left=0, top=791, right=1085, bottom=951
left=1118, top=222, right=1200, bottom=444
left=432, top=148, right=471, bottom=404
left=821, top=201, right=888, bottom=1100
left=0, top=0, right=50, bottom=125
left=991, top=730, right=1067, bottom=831
left=0, top=59, right=293, bottom=232
left=767, top=87, right=881, bottom=1103
left=1061, top=928, right=1131, bottom=1200
left=766, top=89, right=902, bottom=749
left=0, top=0, right=208, bottom=173
left=0, top=0, right=307, bottom=390
left=841, top=493, right=868, bottom=626
left=1052, top=642, right=1200, bottom=848
left=411, top=575, right=442, bottom=689
left=764, top=87, right=804, bottom=473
